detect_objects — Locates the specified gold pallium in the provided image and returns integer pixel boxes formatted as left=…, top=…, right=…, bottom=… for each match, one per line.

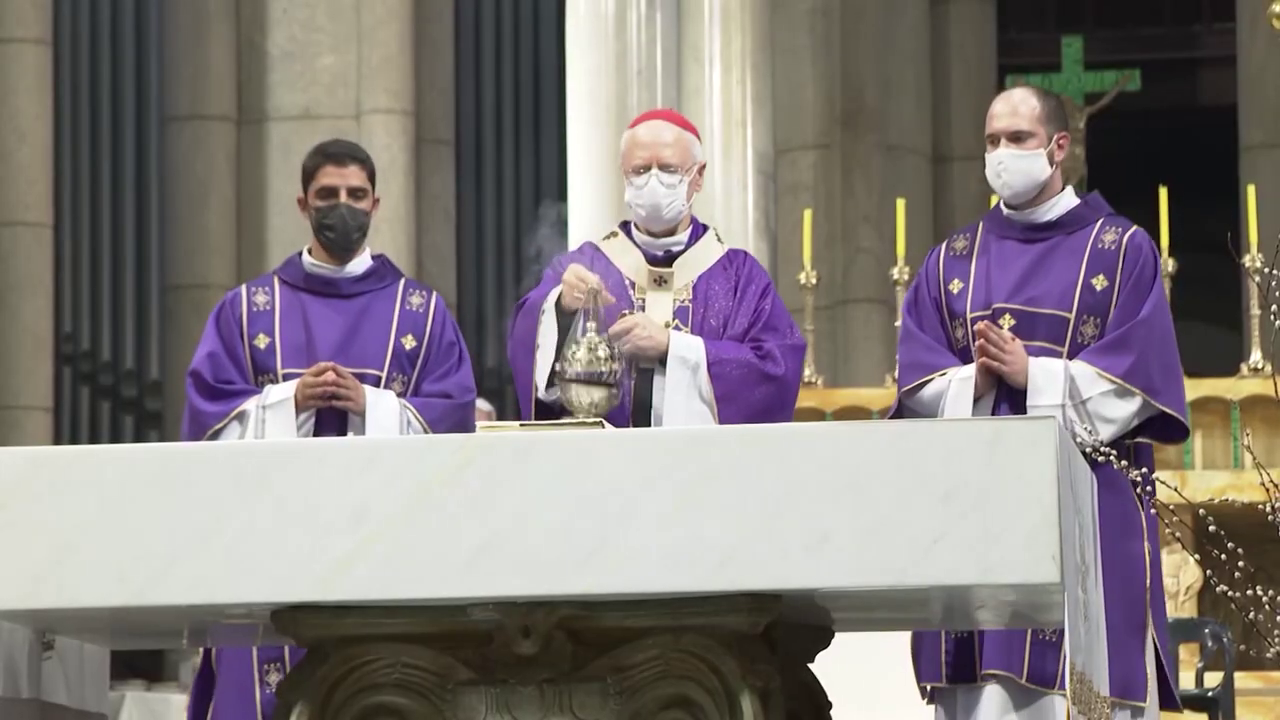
left=400, top=334, right=418, bottom=352
left=405, top=288, right=429, bottom=313
left=948, top=278, right=965, bottom=295
left=1090, top=274, right=1110, bottom=291
left=252, top=332, right=271, bottom=350
left=997, top=312, right=1017, bottom=330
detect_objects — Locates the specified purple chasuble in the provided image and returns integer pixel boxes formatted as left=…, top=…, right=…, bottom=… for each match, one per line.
left=891, top=192, right=1189, bottom=710
left=182, top=252, right=477, bottom=720
left=507, top=216, right=805, bottom=426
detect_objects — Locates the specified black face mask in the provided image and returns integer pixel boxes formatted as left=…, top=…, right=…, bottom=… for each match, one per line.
left=309, top=202, right=371, bottom=263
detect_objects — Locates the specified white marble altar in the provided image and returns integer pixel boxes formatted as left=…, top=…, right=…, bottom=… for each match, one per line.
left=0, top=416, right=1078, bottom=651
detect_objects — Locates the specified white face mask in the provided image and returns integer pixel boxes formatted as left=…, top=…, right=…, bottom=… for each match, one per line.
left=985, top=143, right=1056, bottom=207
left=624, top=171, right=693, bottom=233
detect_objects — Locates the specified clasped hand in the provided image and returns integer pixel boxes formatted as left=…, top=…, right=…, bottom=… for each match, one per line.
left=558, top=263, right=669, bottom=363
left=973, top=320, right=1028, bottom=395
left=295, top=362, right=366, bottom=417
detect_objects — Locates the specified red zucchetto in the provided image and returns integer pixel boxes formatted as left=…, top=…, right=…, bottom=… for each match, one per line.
left=627, top=108, right=701, bottom=141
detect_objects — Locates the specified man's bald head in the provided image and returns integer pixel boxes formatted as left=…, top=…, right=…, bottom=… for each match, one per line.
left=985, top=86, right=1070, bottom=158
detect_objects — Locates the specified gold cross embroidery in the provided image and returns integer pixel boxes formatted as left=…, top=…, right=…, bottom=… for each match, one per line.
left=405, top=289, right=429, bottom=313
left=997, top=312, right=1016, bottom=330
left=400, top=334, right=418, bottom=352
left=1090, top=274, right=1109, bottom=291
left=1096, top=226, right=1122, bottom=250
left=252, top=332, right=271, bottom=350
left=947, top=233, right=971, bottom=256
left=948, top=278, right=965, bottom=295
left=261, top=662, right=285, bottom=693
left=950, top=317, right=967, bottom=348
left=1077, top=315, right=1101, bottom=346
left=250, top=286, right=272, bottom=312
left=388, top=373, right=409, bottom=395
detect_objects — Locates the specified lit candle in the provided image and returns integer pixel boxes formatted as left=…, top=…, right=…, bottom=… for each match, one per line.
left=895, top=197, right=907, bottom=266
left=1246, top=183, right=1260, bottom=257
left=990, top=194, right=999, bottom=209
left=1157, top=185, right=1170, bottom=259
left=802, top=208, right=813, bottom=272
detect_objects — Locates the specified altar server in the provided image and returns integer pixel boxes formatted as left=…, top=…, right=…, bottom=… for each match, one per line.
left=508, top=109, right=805, bottom=427
left=182, top=139, right=477, bottom=720
left=893, top=86, right=1188, bottom=719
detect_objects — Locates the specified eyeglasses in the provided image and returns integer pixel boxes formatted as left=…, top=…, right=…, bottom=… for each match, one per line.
left=623, top=165, right=696, bottom=190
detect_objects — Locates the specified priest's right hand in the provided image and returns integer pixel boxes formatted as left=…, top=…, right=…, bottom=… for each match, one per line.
left=295, top=362, right=339, bottom=415
left=974, top=363, right=996, bottom=398
left=558, top=263, right=615, bottom=311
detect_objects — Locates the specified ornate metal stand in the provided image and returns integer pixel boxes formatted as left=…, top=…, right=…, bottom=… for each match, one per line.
left=1160, top=256, right=1177, bottom=301
left=885, top=263, right=911, bottom=387
left=271, top=597, right=833, bottom=720
left=1240, top=252, right=1273, bottom=376
left=798, top=269, right=823, bottom=387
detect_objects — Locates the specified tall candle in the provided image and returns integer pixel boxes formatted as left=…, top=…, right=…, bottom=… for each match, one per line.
left=895, top=197, right=907, bottom=266
left=802, top=208, right=813, bottom=272
left=1246, top=183, right=1260, bottom=257
left=990, top=194, right=999, bottom=209
left=1157, top=185, right=1170, bottom=259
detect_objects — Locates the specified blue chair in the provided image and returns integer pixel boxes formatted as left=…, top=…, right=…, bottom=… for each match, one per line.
left=1167, top=617, right=1236, bottom=720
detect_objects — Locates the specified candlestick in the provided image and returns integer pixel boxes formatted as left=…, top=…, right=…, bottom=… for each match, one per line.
left=1161, top=255, right=1177, bottom=301
left=895, top=197, right=907, bottom=266
left=1239, top=251, right=1272, bottom=376
left=1246, top=183, right=1259, bottom=257
left=802, top=207, right=813, bottom=272
left=1157, top=185, right=1170, bottom=259
left=798, top=268, right=823, bottom=387
left=885, top=262, right=912, bottom=387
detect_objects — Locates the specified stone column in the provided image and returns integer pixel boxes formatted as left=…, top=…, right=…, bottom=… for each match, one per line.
left=931, top=0, right=997, bottom=238
left=1237, top=0, right=1280, bottom=362
left=830, top=0, right=932, bottom=387
left=0, top=0, right=54, bottom=445
left=565, top=0, right=680, bottom=249
left=238, top=0, right=415, bottom=276
left=162, top=0, right=239, bottom=440
left=771, top=0, right=839, bottom=376
left=679, top=0, right=775, bottom=267
left=415, top=0, right=457, bottom=305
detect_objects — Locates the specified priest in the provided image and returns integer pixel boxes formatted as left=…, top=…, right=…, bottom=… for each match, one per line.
left=183, top=138, right=477, bottom=720
left=508, top=109, right=805, bottom=427
left=892, top=85, right=1188, bottom=719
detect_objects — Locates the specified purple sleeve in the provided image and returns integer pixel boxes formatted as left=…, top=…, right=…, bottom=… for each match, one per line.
left=181, top=289, right=259, bottom=441
left=1076, top=229, right=1189, bottom=444
left=887, top=247, right=965, bottom=418
left=404, top=297, right=477, bottom=433
left=701, top=252, right=806, bottom=425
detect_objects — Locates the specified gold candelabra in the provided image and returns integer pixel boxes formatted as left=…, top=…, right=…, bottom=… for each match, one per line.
left=1240, top=252, right=1273, bottom=376
left=1161, top=256, right=1177, bottom=300
left=886, top=262, right=912, bottom=387
left=798, top=268, right=824, bottom=387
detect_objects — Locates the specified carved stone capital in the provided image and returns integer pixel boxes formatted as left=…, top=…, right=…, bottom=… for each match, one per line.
left=270, top=596, right=832, bottom=720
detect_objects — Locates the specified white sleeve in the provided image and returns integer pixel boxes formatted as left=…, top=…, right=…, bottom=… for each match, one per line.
left=898, top=364, right=996, bottom=419
left=208, top=380, right=313, bottom=440
left=534, top=286, right=564, bottom=403
left=1025, top=357, right=1158, bottom=444
left=657, top=331, right=717, bottom=426
left=350, top=386, right=427, bottom=437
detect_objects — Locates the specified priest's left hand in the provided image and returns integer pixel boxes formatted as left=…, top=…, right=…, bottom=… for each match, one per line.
left=974, top=320, right=1028, bottom=390
left=608, top=313, right=670, bottom=363
left=328, top=365, right=367, bottom=417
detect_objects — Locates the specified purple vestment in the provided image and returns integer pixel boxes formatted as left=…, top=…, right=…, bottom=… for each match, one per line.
left=892, top=193, right=1189, bottom=710
left=182, top=252, right=477, bottom=720
left=507, top=217, right=806, bottom=426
